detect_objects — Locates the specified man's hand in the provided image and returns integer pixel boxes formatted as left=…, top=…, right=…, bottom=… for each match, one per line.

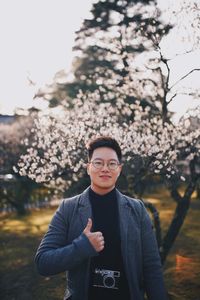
left=83, top=218, right=105, bottom=252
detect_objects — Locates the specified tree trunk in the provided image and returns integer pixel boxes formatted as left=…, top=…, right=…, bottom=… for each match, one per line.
left=160, top=195, right=190, bottom=264
left=160, top=179, right=197, bottom=264
left=196, top=183, right=200, bottom=200
left=11, top=200, right=27, bottom=215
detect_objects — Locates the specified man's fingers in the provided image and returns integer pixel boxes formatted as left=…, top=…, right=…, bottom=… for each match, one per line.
left=95, top=231, right=103, bottom=238
left=99, top=241, right=105, bottom=251
left=98, top=236, right=104, bottom=242
left=100, top=240, right=105, bottom=246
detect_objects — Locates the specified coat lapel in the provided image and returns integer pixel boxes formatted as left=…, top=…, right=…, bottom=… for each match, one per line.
left=116, top=189, right=131, bottom=257
left=78, top=187, right=93, bottom=229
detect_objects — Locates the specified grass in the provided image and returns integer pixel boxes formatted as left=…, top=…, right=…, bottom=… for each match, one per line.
left=0, top=189, right=200, bottom=300
left=0, top=208, right=66, bottom=300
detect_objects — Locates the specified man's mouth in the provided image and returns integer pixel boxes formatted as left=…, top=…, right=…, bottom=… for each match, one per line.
left=99, top=175, right=111, bottom=179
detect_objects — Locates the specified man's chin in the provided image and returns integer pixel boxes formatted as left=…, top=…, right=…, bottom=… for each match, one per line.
left=99, top=184, right=115, bottom=191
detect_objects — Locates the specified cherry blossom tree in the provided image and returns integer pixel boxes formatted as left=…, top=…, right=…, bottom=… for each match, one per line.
left=16, top=88, right=200, bottom=262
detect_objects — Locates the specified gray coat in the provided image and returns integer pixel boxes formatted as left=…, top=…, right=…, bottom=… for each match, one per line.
left=35, top=187, right=168, bottom=300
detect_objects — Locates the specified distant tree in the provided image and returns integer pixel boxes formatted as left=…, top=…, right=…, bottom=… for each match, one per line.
left=35, top=0, right=171, bottom=117
left=0, top=114, right=40, bottom=214
left=35, top=0, right=200, bottom=124
left=0, top=116, right=32, bottom=174
left=156, top=0, right=200, bottom=122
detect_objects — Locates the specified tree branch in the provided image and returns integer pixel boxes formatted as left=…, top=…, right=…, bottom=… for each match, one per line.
left=167, top=93, right=177, bottom=105
left=169, top=68, right=200, bottom=90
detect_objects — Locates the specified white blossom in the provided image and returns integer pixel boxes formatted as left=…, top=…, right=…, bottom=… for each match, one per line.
left=16, top=89, right=200, bottom=184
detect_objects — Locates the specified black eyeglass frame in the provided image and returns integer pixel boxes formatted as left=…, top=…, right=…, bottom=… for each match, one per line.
left=88, top=158, right=121, bottom=171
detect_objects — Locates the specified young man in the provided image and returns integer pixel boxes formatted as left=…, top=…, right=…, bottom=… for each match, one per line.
left=35, top=136, right=168, bottom=300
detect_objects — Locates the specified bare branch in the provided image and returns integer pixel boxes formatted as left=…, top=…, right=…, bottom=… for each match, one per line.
left=169, top=68, right=200, bottom=90
left=167, top=91, right=200, bottom=104
left=167, top=93, right=177, bottom=105
left=140, top=78, right=158, bottom=87
left=167, top=49, right=194, bottom=61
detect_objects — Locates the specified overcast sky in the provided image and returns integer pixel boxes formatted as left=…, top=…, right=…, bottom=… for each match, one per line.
left=0, top=0, right=93, bottom=114
left=0, top=0, right=199, bottom=121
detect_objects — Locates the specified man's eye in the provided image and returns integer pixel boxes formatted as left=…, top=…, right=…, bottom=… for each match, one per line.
left=94, top=161, right=102, bottom=166
left=110, top=162, right=116, bottom=166
left=110, top=161, right=118, bottom=165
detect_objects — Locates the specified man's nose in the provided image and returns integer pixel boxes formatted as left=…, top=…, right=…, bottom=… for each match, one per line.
left=102, top=163, right=109, bottom=171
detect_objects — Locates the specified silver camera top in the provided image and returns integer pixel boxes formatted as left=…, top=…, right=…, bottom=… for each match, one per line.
left=93, top=268, right=121, bottom=289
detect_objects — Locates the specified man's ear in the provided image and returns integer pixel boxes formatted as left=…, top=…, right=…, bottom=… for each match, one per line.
left=87, top=163, right=90, bottom=175
left=118, top=164, right=122, bottom=175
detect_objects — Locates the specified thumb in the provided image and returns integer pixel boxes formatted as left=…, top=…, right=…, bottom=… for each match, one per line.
left=85, top=218, right=92, bottom=233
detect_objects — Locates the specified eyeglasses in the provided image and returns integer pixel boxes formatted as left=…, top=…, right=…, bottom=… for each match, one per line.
left=89, top=159, right=121, bottom=171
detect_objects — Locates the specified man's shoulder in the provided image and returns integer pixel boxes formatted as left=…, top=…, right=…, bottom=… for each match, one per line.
left=62, top=193, right=82, bottom=206
left=61, top=187, right=89, bottom=207
left=118, top=190, right=145, bottom=212
left=56, top=193, right=82, bottom=218
left=125, top=194, right=143, bottom=205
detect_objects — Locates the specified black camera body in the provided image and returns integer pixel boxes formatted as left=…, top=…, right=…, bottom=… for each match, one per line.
left=93, top=268, right=120, bottom=290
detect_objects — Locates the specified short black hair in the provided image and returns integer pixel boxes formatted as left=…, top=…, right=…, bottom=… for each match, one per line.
left=87, top=136, right=122, bottom=162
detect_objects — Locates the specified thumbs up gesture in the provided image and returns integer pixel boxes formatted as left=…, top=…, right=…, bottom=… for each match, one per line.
left=83, top=218, right=105, bottom=252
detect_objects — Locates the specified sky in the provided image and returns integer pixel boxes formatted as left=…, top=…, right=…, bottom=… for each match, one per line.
left=0, top=0, right=93, bottom=114
left=0, top=0, right=199, bottom=121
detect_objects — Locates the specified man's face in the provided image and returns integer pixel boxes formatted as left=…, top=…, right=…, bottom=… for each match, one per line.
left=87, top=147, right=122, bottom=195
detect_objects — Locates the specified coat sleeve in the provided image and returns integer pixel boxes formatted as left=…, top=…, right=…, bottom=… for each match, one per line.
left=140, top=202, right=168, bottom=300
left=35, top=199, right=97, bottom=276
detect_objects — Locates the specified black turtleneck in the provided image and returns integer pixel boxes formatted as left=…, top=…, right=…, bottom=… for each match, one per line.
left=88, top=188, right=130, bottom=300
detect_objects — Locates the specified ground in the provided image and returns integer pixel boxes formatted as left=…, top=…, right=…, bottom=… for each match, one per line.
left=0, top=188, right=199, bottom=300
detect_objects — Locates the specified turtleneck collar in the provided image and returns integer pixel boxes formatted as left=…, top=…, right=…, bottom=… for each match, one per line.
left=89, top=187, right=116, bottom=200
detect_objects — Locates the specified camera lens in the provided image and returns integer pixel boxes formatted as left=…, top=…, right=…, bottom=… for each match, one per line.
left=103, top=275, right=115, bottom=288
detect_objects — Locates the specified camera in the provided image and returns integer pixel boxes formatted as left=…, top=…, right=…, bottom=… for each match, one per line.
left=92, top=268, right=120, bottom=290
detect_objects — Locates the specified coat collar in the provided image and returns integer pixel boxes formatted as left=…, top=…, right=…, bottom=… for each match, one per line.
left=78, top=186, right=129, bottom=208
left=78, top=186, right=132, bottom=239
